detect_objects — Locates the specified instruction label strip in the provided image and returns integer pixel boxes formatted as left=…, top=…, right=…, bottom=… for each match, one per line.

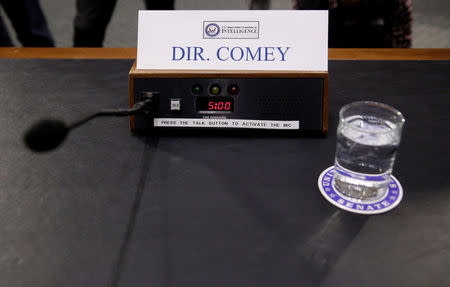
left=154, top=118, right=299, bottom=130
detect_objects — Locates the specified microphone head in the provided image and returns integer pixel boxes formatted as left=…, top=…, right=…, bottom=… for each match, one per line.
left=24, top=119, right=69, bottom=152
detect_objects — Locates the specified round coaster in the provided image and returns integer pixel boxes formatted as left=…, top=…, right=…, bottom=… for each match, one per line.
left=318, top=166, right=403, bottom=215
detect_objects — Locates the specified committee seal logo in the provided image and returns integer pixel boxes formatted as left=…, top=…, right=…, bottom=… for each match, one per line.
left=318, top=166, right=403, bottom=215
left=205, top=23, right=220, bottom=37
left=203, top=21, right=259, bottom=39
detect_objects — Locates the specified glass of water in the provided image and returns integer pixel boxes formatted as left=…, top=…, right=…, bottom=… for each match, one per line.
left=333, top=101, right=405, bottom=201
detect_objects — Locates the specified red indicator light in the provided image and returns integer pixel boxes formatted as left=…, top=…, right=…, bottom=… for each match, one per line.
left=228, top=84, right=239, bottom=95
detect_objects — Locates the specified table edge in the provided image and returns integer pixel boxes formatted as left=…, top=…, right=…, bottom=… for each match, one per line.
left=0, top=48, right=449, bottom=60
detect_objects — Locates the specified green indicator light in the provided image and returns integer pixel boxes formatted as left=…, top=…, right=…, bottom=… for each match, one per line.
left=192, top=85, right=202, bottom=95
left=210, top=85, right=221, bottom=95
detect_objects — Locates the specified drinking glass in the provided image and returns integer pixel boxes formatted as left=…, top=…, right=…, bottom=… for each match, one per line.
left=333, top=101, right=405, bottom=201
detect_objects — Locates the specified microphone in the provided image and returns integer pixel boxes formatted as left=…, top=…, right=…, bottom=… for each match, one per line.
left=24, top=98, right=154, bottom=152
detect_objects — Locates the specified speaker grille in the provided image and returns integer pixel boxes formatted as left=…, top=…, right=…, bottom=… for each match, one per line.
left=257, top=94, right=302, bottom=115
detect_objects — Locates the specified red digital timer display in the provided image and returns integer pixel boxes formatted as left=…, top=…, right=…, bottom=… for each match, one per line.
left=196, top=97, right=234, bottom=112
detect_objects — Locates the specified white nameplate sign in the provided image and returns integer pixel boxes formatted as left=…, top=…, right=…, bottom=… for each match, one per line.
left=137, top=10, right=328, bottom=71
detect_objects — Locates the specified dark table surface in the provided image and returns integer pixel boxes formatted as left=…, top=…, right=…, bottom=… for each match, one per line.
left=0, top=59, right=449, bottom=287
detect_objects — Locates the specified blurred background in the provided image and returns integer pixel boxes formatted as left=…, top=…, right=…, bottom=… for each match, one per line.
left=0, top=0, right=448, bottom=48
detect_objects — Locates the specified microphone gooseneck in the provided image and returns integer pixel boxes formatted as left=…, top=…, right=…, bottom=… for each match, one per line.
left=24, top=98, right=153, bottom=152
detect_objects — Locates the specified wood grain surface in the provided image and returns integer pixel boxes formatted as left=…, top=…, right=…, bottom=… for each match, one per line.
left=1, top=48, right=449, bottom=60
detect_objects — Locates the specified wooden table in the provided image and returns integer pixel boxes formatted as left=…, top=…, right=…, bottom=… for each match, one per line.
left=1, top=47, right=450, bottom=60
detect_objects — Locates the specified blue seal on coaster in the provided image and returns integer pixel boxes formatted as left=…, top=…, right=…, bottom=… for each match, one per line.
left=318, top=166, right=403, bottom=215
